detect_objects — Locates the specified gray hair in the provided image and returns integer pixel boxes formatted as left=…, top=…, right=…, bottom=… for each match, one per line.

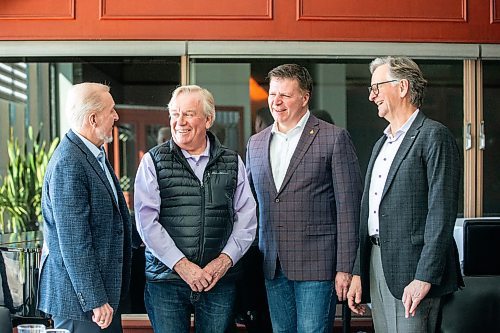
left=370, top=56, right=427, bottom=108
left=167, top=85, right=216, bottom=124
left=65, top=83, right=110, bottom=130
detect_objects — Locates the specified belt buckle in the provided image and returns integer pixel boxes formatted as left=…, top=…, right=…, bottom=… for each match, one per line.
left=371, top=235, right=380, bottom=246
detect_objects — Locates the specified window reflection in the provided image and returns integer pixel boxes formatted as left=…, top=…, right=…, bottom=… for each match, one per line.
left=483, top=61, right=500, bottom=216
left=191, top=58, right=464, bottom=215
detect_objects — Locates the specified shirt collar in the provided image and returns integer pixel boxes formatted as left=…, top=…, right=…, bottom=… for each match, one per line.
left=383, top=109, right=420, bottom=141
left=271, top=110, right=310, bottom=135
left=74, top=130, right=102, bottom=159
left=180, top=135, right=211, bottom=161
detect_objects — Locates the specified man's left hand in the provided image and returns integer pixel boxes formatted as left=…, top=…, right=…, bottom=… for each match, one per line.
left=402, top=279, right=431, bottom=318
left=203, top=253, right=233, bottom=291
left=335, top=271, right=352, bottom=301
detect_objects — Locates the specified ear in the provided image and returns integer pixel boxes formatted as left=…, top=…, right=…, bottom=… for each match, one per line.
left=399, top=79, right=410, bottom=98
left=89, top=113, right=97, bottom=127
left=302, top=92, right=310, bottom=107
left=205, top=115, right=213, bottom=129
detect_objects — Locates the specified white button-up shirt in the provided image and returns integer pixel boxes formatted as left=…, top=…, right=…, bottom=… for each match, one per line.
left=269, top=111, right=310, bottom=191
left=368, top=110, right=420, bottom=236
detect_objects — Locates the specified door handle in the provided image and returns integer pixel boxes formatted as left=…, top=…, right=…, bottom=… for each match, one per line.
left=479, top=121, right=485, bottom=150
left=465, top=122, right=472, bottom=150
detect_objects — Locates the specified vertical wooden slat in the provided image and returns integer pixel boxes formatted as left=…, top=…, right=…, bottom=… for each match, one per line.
left=475, top=60, right=483, bottom=217
left=181, top=55, right=190, bottom=85
left=463, top=60, right=476, bottom=218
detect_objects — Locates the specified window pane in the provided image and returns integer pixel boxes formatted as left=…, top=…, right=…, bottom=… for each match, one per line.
left=191, top=58, right=464, bottom=216
left=483, top=61, right=500, bottom=216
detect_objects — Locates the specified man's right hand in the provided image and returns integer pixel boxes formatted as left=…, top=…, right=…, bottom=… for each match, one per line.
left=92, top=303, right=114, bottom=329
left=347, top=275, right=366, bottom=315
left=174, top=257, right=213, bottom=292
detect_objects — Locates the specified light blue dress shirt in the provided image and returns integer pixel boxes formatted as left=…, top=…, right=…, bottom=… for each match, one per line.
left=74, top=131, right=118, bottom=203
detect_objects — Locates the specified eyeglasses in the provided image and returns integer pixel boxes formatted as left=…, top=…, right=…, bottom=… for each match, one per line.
left=368, top=79, right=398, bottom=95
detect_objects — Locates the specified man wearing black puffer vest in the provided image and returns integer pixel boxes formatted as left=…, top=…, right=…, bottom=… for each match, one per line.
left=134, top=85, right=257, bottom=333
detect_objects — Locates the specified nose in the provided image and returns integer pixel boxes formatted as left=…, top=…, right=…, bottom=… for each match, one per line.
left=274, top=94, right=283, bottom=104
left=368, top=90, right=376, bottom=102
left=176, top=114, right=187, bottom=124
left=113, top=110, right=119, bottom=121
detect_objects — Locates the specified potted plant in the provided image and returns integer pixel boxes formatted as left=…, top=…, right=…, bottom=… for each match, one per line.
left=0, top=126, right=59, bottom=234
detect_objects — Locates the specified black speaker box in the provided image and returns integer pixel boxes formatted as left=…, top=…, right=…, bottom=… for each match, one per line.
left=463, top=218, right=500, bottom=276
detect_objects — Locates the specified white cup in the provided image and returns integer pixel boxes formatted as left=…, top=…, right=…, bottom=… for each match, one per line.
left=16, top=324, right=46, bottom=333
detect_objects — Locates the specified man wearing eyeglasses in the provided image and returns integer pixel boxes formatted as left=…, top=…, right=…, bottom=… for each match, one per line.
left=347, top=57, right=464, bottom=332
left=134, top=85, right=257, bottom=333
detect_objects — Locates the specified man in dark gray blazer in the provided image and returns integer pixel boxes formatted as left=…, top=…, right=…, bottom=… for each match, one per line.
left=38, top=83, right=132, bottom=333
left=347, top=57, right=463, bottom=333
left=246, top=64, right=362, bottom=332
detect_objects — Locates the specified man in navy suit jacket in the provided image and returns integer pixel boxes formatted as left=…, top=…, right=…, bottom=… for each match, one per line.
left=246, top=64, right=362, bottom=332
left=347, top=57, right=463, bottom=333
left=38, top=83, right=132, bottom=333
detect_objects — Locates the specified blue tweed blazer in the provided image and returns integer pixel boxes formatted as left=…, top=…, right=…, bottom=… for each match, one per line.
left=246, top=114, right=363, bottom=281
left=38, top=130, right=132, bottom=322
left=353, top=111, right=464, bottom=302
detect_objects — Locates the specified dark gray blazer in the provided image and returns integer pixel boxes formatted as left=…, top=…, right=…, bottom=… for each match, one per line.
left=38, top=130, right=132, bottom=322
left=353, top=111, right=464, bottom=302
left=246, top=114, right=362, bottom=281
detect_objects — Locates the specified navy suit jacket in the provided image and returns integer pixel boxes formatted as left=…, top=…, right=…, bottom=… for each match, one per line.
left=353, top=111, right=464, bottom=302
left=246, top=115, right=362, bottom=281
left=38, top=130, right=132, bottom=322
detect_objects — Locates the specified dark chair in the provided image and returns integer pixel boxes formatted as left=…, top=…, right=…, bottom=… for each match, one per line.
left=0, top=306, right=12, bottom=333
left=439, top=218, right=500, bottom=332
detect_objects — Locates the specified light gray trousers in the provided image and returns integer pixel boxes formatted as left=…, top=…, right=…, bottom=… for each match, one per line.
left=369, top=246, right=441, bottom=333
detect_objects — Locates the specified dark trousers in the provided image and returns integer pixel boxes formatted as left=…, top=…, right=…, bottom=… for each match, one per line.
left=229, top=246, right=272, bottom=333
left=53, top=311, right=123, bottom=333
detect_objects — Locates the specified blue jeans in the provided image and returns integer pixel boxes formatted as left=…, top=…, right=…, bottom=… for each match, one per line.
left=145, top=279, right=236, bottom=333
left=265, top=268, right=337, bottom=333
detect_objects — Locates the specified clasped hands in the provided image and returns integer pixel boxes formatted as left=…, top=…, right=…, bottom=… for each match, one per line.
left=174, top=254, right=233, bottom=292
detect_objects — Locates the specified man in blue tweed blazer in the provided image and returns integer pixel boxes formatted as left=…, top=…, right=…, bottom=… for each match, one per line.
left=347, top=57, right=463, bottom=333
left=38, top=83, right=132, bottom=333
left=246, top=64, right=362, bottom=332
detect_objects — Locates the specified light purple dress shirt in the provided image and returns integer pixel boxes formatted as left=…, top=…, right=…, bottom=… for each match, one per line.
left=134, top=138, right=257, bottom=270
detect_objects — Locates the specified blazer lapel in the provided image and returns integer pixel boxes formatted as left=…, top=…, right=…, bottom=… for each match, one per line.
left=277, top=115, right=319, bottom=194
left=365, top=135, right=387, bottom=193
left=67, top=130, right=120, bottom=210
left=381, top=112, right=426, bottom=199
left=262, top=128, right=278, bottom=196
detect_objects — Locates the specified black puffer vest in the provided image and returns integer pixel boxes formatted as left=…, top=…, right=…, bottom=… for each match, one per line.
left=145, top=132, right=240, bottom=282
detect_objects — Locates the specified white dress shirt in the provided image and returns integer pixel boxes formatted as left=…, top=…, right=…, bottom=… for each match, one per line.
left=269, top=111, right=310, bottom=191
left=368, top=110, right=420, bottom=236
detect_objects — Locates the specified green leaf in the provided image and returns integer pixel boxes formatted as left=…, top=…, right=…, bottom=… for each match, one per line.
left=0, top=125, right=59, bottom=233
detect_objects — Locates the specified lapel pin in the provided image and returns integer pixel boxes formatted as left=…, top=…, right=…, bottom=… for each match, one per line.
left=310, top=130, right=314, bottom=134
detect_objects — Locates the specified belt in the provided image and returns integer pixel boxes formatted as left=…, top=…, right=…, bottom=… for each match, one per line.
left=370, top=235, right=380, bottom=246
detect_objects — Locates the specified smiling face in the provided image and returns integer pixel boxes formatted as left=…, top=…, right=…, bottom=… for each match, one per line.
left=368, top=64, right=401, bottom=122
left=268, top=77, right=309, bottom=133
left=93, top=91, right=118, bottom=146
left=169, top=91, right=212, bottom=155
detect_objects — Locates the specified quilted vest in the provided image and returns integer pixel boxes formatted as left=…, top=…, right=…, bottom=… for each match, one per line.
left=145, top=132, right=240, bottom=282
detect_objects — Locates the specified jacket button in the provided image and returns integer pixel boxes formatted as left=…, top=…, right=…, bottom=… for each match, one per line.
left=275, top=198, right=280, bottom=203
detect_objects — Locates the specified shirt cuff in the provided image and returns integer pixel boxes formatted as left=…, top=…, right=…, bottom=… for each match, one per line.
left=162, top=247, right=187, bottom=270
left=221, top=241, right=241, bottom=266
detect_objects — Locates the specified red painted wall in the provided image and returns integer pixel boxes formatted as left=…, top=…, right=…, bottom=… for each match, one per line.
left=0, top=0, right=499, bottom=42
